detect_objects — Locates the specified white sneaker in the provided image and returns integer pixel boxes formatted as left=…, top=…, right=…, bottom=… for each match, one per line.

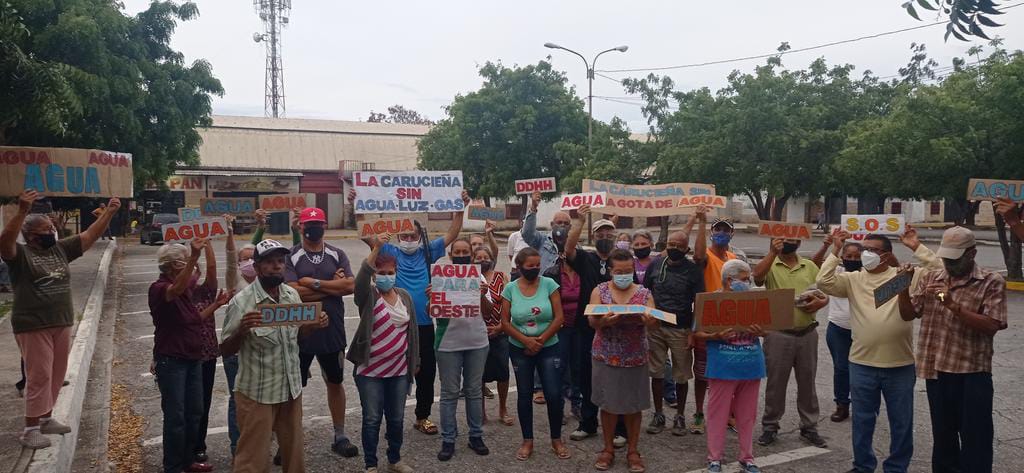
left=20, top=429, right=51, bottom=449
left=613, top=435, right=627, bottom=449
left=388, top=462, right=414, bottom=473
left=41, top=419, right=71, bottom=435
left=366, top=468, right=377, bottom=473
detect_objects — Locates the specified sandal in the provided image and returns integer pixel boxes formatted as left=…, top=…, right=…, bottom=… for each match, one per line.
left=627, top=452, right=646, bottom=473
left=413, top=418, right=438, bottom=435
left=533, top=392, right=546, bottom=404
left=516, top=443, right=533, bottom=461
left=501, top=413, right=514, bottom=426
left=552, top=442, right=571, bottom=460
left=594, top=450, right=615, bottom=471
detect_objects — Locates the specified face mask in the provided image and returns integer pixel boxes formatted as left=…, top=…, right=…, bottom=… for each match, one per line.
left=595, top=239, right=615, bottom=255
left=521, top=267, right=540, bottom=281
left=633, top=247, right=652, bottom=259
left=666, top=248, right=687, bottom=262
left=711, top=233, right=732, bottom=246
left=240, top=259, right=256, bottom=279
left=451, top=256, right=471, bottom=265
left=612, top=273, right=633, bottom=289
left=398, top=239, right=421, bottom=255
left=303, top=226, right=325, bottom=242
left=615, top=241, right=631, bottom=251
left=258, top=274, right=285, bottom=288
left=34, top=233, right=57, bottom=249
left=375, top=274, right=396, bottom=291
left=551, top=225, right=569, bottom=243
left=477, top=261, right=493, bottom=273
left=842, top=259, right=863, bottom=272
left=943, top=256, right=973, bottom=278
left=781, top=242, right=800, bottom=254
left=730, top=279, right=752, bottom=292
left=861, top=250, right=881, bottom=271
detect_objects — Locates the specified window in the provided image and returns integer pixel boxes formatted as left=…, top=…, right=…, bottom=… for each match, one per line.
left=890, top=202, right=903, bottom=214
left=930, top=201, right=941, bottom=215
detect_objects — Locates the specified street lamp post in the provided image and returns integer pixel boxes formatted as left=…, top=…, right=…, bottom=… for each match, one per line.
left=544, top=43, right=628, bottom=155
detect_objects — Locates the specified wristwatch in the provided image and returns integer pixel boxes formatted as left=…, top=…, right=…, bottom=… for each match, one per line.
left=313, top=279, right=321, bottom=290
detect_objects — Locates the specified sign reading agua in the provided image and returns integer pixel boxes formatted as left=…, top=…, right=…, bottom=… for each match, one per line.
left=966, top=178, right=1024, bottom=202
left=559, top=192, right=607, bottom=211
left=695, top=289, right=795, bottom=332
left=677, top=195, right=728, bottom=208
left=162, top=217, right=230, bottom=245
left=359, top=217, right=416, bottom=238
left=200, top=197, right=256, bottom=216
left=757, top=221, right=814, bottom=240
left=259, top=194, right=309, bottom=212
left=0, top=146, right=134, bottom=198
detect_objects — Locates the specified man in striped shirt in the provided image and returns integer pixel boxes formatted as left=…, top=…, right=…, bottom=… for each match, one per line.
left=221, top=239, right=328, bottom=473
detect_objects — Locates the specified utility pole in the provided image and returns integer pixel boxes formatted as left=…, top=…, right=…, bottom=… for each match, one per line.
left=254, top=0, right=291, bottom=118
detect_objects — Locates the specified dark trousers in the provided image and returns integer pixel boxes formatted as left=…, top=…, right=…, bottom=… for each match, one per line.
left=510, top=343, right=564, bottom=439
left=826, top=322, right=852, bottom=406
left=415, top=324, right=437, bottom=420
left=355, top=374, right=408, bottom=468
left=223, top=355, right=240, bottom=455
left=576, top=324, right=600, bottom=433
left=195, top=358, right=216, bottom=453
left=154, top=354, right=203, bottom=473
left=926, top=372, right=994, bottom=473
left=558, top=326, right=581, bottom=404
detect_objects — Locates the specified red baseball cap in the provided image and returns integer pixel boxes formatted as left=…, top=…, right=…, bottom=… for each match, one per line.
left=299, top=207, right=326, bottom=224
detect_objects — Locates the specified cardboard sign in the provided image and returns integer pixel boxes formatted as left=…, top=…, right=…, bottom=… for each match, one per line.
left=353, top=170, right=464, bottom=214
left=678, top=194, right=728, bottom=208
left=757, top=221, right=814, bottom=240
left=582, top=179, right=716, bottom=217
left=428, top=264, right=482, bottom=318
left=874, top=272, right=913, bottom=308
left=177, top=207, right=203, bottom=223
left=0, top=146, right=134, bottom=198
left=559, top=192, right=607, bottom=210
left=200, top=197, right=256, bottom=216
left=259, top=193, right=309, bottom=212
left=467, top=206, right=505, bottom=221
left=257, top=302, right=322, bottom=326
left=695, top=289, right=796, bottom=332
left=647, top=308, right=678, bottom=325
left=162, top=217, right=230, bottom=244
left=515, top=177, right=557, bottom=195
left=166, top=175, right=205, bottom=191
left=584, top=305, right=678, bottom=325
left=829, top=224, right=866, bottom=241
left=841, top=214, right=905, bottom=235
left=359, top=217, right=416, bottom=238
left=967, top=178, right=1024, bottom=202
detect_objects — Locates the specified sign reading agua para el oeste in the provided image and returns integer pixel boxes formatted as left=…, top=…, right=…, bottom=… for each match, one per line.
left=162, top=217, right=230, bottom=245
left=515, top=177, right=557, bottom=195
left=841, top=214, right=905, bottom=235
left=257, top=302, right=323, bottom=327
left=695, top=289, right=795, bottom=332
left=757, top=221, right=814, bottom=240
left=359, top=217, right=416, bottom=238
left=200, top=197, right=256, bottom=216
left=428, top=264, right=481, bottom=318
left=966, top=178, right=1024, bottom=202
left=0, top=146, right=134, bottom=198
left=467, top=206, right=505, bottom=221
left=353, top=170, right=464, bottom=214
left=259, top=193, right=309, bottom=212
left=559, top=192, right=607, bottom=211
left=581, top=179, right=716, bottom=217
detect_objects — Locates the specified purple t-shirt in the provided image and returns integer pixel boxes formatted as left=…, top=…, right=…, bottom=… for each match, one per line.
left=285, top=243, right=353, bottom=354
left=148, top=274, right=206, bottom=360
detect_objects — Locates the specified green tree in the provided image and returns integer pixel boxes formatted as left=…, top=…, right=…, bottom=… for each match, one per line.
left=903, top=0, right=1006, bottom=41
left=1, top=0, right=223, bottom=191
left=367, top=104, right=434, bottom=125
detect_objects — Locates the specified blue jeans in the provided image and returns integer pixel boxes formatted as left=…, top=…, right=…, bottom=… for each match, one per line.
left=826, top=322, right=852, bottom=406
left=436, top=346, right=488, bottom=443
left=355, top=374, right=409, bottom=468
left=849, top=362, right=915, bottom=473
left=558, top=327, right=581, bottom=405
left=223, top=354, right=239, bottom=455
left=510, top=343, right=564, bottom=439
left=154, top=354, right=204, bottom=473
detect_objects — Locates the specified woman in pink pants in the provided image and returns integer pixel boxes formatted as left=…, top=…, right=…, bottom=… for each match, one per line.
left=694, top=259, right=767, bottom=473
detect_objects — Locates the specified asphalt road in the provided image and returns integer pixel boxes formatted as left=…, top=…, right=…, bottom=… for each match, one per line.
left=101, top=235, right=1023, bottom=473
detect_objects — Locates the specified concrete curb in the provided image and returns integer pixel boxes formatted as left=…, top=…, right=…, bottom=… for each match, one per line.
left=25, top=240, right=117, bottom=473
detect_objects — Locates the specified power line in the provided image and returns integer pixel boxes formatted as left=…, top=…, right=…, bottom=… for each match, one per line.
left=597, top=3, right=1023, bottom=74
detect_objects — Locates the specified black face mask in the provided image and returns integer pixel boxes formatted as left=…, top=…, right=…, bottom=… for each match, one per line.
left=842, top=259, right=863, bottom=272
left=451, top=256, right=472, bottom=265
left=633, top=247, right=652, bottom=259
left=521, top=268, right=540, bottom=281
left=595, top=239, right=615, bottom=255
left=551, top=225, right=569, bottom=241
left=666, top=248, right=687, bottom=262
left=478, top=261, right=493, bottom=273
left=943, top=256, right=973, bottom=278
left=781, top=242, right=800, bottom=254
left=34, top=233, right=57, bottom=249
left=303, top=226, right=325, bottom=242
left=258, top=274, right=285, bottom=288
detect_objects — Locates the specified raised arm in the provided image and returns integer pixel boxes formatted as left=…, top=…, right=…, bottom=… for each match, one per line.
left=816, top=230, right=851, bottom=298
left=225, top=215, right=240, bottom=290
left=442, top=190, right=471, bottom=246
left=484, top=220, right=499, bottom=260
left=165, top=238, right=205, bottom=301
left=811, top=232, right=835, bottom=268
left=201, top=238, right=218, bottom=292
left=565, top=204, right=590, bottom=262
left=995, top=198, right=1024, bottom=241
left=0, top=190, right=36, bottom=260
left=692, top=205, right=708, bottom=264
left=79, top=197, right=121, bottom=251
left=753, top=238, right=783, bottom=286
left=521, top=191, right=544, bottom=248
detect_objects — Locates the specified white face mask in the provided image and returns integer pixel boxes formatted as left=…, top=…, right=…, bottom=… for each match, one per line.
left=861, top=250, right=882, bottom=271
left=398, top=239, right=421, bottom=255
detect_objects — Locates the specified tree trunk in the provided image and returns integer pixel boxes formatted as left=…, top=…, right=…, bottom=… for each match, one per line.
left=769, top=194, right=790, bottom=221
left=657, top=217, right=670, bottom=251
left=484, top=196, right=491, bottom=207
left=745, top=191, right=770, bottom=220
left=994, top=211, right=1024, bottom=281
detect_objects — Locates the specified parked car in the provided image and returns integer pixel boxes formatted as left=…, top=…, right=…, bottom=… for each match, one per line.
left=140, top=213, right=179, bottom=245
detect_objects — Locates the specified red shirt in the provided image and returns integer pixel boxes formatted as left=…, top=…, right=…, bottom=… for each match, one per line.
left=148, top=274, right=206, bottom=360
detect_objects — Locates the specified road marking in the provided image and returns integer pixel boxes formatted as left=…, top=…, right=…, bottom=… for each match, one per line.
left=121, top=310, right=150, bottom=316
left=126, top=293, right=148, bottom=297
left=683, top=446, right=830, bottom=473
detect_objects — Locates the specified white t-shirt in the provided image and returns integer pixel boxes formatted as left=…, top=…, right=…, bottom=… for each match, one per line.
left=826, top=265, right=851, bottom=329
left=507, top=231, right=530, bottom=267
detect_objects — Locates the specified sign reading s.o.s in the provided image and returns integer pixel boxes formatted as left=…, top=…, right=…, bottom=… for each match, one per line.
left=841, top=214, right=905, bottom=235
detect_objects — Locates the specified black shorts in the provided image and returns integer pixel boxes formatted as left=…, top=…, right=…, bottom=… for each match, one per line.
left=299, top=350, right=345, bottom=386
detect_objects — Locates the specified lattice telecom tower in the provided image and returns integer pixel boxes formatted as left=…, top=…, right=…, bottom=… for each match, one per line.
left=253, top=0, right=291, bottom=118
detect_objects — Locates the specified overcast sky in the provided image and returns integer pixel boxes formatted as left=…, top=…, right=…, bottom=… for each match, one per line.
left=124, top=0, right=1024, bottom=131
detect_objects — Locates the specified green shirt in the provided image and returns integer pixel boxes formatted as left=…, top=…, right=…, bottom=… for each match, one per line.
left=501, top=276, right=560, bottom=349
left=4, top=236, right=83, bottom=334
left=764, top=256, right=820, bottom=329
left=222, top=280, right=304, bottom=404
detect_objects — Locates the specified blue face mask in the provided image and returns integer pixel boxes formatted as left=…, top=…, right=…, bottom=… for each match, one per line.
left=711, top=232, right=732, bottom=246
left=612, top=273, right=634, bottom=289
left=376, top=274, right=396, bottom=292
left=730, top=279, right=751, bottom=292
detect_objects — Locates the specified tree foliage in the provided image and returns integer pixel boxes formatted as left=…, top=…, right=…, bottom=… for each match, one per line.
left=903, top=0, right=1006, bottom=41
left=367, top=104, right=434, bottom=125
left=1, top=0, right=223, bottom=190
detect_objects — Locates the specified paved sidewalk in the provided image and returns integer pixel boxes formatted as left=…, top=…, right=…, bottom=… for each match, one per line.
left=0, top=240, right=111, bottom=472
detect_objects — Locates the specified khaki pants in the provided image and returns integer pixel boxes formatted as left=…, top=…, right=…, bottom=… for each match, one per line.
left=761, top=329, right=819, bottom=433
left=15, top=326, right=72, bottom=418
left=234, top=392, right=304, bottom=473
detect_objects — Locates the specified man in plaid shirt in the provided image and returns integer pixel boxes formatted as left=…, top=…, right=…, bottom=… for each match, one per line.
left=898, top=226, right=1007, bottom=473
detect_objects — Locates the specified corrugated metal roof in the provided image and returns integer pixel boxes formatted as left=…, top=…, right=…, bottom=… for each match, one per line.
left=210, top=115, right=430, bottom=136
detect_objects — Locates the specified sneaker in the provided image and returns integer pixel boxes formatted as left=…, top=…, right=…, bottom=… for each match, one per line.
left=437, top=441, right=455, bottom=461
left=757, top=430, right=777, bottom=446
left=690, top=413, right=705, bottom=435
left=388, top=462, right=414, bottom=473
left=671, top=415, right=688, bottom=436
left=707, top=460, right=723, bottom=472
left=569, top=428, right=595, bottom=441
left=612, top=435, right=626, bottom=449
left=800, top=430, right=827, bottom=448
left=19, top=429, right=50, bottom=449
left=333, top=438, right=360, bottom=457
left=483, top=385, right=495, bottom=399
left=40, top=419, right=71, bottom=435
left=646, top=412, right=667, bottom=434
left=739, top=461, right=762, bottom=473
left=468, top=437, right=489, bottom=456
left=184, top=463, right=213, bottom=473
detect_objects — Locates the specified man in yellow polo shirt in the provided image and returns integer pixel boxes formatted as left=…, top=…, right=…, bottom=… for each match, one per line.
left=752, top=238, right=829, bottom=448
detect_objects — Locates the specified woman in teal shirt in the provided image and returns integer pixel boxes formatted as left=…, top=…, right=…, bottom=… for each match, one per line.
left=500, top=248, right=569, bottom=461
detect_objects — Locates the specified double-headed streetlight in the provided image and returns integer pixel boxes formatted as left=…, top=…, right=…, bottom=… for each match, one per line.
left=543, top=43, right=628, bottom=154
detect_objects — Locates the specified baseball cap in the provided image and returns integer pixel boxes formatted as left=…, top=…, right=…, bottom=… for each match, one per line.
left=936, top=226, right=975, bottom=260
left=299, top=207, right=327, bottom=224
left=592, top=219, right=616, bottom=233
left=254, top=239, right=291, bottom=261
left=711, top=217, right=735, bottom=231
left=156, top=243, right=189, bottom=265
